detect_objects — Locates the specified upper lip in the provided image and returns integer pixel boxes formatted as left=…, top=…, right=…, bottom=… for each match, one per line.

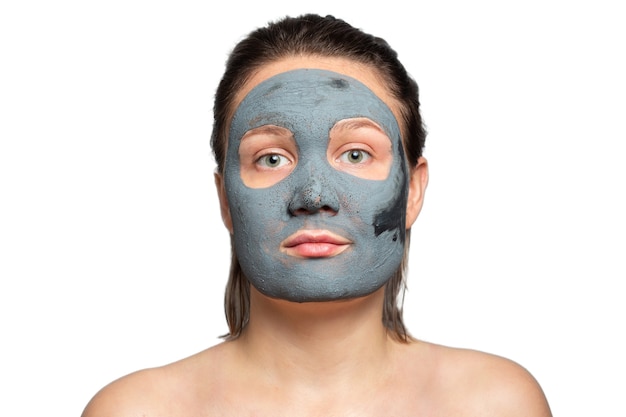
left=281, top=230, right=352, bottom=248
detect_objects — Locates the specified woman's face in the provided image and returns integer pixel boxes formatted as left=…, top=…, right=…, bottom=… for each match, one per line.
left=221, top=57, right=410, bottom=302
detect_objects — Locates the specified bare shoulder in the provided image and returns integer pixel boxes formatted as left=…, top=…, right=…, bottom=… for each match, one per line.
left=81, top=342, right=232, bottom=417
left=445, top=345, right=552, bottom=416
left=81, top=367, right=166, bottom=417
left=400, top=340, right=552, bottom=417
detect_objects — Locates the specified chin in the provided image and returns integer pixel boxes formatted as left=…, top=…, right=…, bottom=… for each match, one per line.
left=253, top=280, right=386, bottom=303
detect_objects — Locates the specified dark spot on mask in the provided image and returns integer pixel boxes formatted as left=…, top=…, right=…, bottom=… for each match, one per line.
left=329, top=78, right=349, bottom=89
left=247, top=111, right=288, bottom=130
left=373, top=185, right=406, bottom=242
left=264, top=82, right=283, bottom=97
left=373, top=146, right=409, bottom=243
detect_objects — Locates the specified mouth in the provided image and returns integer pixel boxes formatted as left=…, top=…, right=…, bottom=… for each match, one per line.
left=281, top=230, right=352, bottom=258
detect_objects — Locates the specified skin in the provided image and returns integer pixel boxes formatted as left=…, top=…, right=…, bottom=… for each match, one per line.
left=81, top=56, right=553, bottom=417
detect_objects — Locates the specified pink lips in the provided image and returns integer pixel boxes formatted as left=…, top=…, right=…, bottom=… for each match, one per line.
left=281, top=230, right=351, bottom=258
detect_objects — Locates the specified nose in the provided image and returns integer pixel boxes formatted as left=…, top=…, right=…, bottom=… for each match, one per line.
left=288, top=169, right=340, bottom=216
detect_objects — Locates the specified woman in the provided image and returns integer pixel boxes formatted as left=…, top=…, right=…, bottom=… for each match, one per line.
left=82, top=14, right=552, bottom=416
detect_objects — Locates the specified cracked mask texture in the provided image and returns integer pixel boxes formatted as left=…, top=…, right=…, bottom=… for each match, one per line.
left=224, top=69, right=409, bottom=302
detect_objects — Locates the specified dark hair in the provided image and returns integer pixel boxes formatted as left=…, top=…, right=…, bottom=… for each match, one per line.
left=211, top=14, right=426, bottom=342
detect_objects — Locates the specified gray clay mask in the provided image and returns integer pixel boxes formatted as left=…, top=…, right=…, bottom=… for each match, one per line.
left=224, top=69, right=409, bottom=302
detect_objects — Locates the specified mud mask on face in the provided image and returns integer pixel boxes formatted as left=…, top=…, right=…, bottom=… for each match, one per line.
left=224, top=69, right=409, bottom=302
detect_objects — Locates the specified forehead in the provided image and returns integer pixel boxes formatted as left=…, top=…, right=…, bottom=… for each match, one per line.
left=230, top=68, right=400, bottom=143
left=231, top=56, right=403, bottom=128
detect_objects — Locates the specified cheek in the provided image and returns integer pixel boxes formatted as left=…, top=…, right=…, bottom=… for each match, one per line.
left=232, top=186, right=291, bottom=235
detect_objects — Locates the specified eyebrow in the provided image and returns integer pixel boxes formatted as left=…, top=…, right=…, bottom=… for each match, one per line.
left=331, top=118, right=385, bottom=133
left=241, top=125, right=293, bottom=140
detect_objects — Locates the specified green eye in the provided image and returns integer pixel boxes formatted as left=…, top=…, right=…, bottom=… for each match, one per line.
left=258, top=154, right=289, bottom=168
left=340, top=149, right=370, bottom=164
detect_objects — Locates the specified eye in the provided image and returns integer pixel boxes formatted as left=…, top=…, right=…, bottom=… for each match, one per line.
left=327, top=118, right=393, bottom=180
left=257, top=153, right=291, bottom=169
left=238, top=125, right=297, bottom=188
left=338, top=149, right=371, bottom=164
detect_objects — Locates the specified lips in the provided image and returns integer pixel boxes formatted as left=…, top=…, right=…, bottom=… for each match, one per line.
left=281, top=230, right=352, bottom=258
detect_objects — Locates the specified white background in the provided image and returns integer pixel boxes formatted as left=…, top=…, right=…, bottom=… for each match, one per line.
left=1, top=1, right=624, bottom=416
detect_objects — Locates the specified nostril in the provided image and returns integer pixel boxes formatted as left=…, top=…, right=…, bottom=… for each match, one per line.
left=319, top=205, right=337, bottom=214
left=291, top=205, right=337, bottom=216
left=291, top=207, right=309, bottom=216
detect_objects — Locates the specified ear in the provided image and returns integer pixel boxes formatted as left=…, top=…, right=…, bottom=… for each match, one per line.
left=214, top=172, right=233, bottom=234
left=406, top=157, right=429, bottom=229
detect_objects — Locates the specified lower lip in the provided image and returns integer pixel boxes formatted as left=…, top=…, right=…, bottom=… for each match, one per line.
left=286, top=243, right=349, bottom=258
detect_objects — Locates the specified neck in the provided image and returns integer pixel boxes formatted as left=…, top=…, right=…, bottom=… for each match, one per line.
left=236, top=286, right=394, bottom=388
